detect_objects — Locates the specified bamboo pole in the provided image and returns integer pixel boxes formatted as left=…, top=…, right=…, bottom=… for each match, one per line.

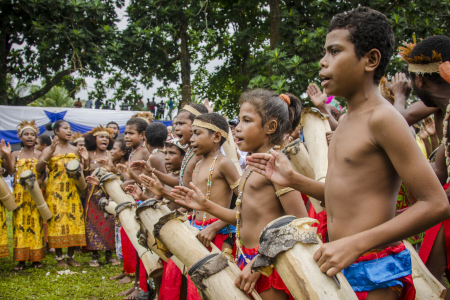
left=19, top=170, right=52, bottom=220
left=0, top=175, right=17, bottom=211
left=65, top=159, right=87, bottom=198
left=300, top=108, right=332, bottom=213
left=252, top=216, right=357, bottom=300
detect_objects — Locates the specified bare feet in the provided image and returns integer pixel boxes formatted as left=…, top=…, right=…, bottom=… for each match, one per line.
left=66, top=256, right=81, bottom=267
left=32, top=261, right=44, bottom=268
left=14, top=261, right=25, bottom=271
left=124, top=289, right=140, bottom=300
left=110, top=272, right=127, bottom=280
left=56, top=259, right=69, bottom=268
left=105, top=255, right=121, bottom=266
left=118, top=284, right=138, bottom=297
left=89, top=259, right=100, bottom=267
left=118, top=275, right=133, bottom=285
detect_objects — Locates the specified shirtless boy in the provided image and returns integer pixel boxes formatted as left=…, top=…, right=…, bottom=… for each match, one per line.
left=247, top=7, right=449, bottom=300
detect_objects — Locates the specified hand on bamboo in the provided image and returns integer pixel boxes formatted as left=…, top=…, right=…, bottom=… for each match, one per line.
left=326, top=131, right=334, bottom=145
left=246, top=150, right=293, bottom=187
left=235, top=261, right=261, bottom=294
left=130, top=160, right=153, bottom=175
left=313, top=236, right=361, bottom=277
left=197, top=225, right=217, bottom=248
left=140, top=173, right=163, bottom=196
left=171, top=183, right=209, bottom=211
left=86, top=176, right=100, bottom=186
left=0, top=139, right=11, bottom=156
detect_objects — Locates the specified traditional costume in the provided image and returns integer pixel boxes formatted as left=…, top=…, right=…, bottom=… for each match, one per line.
left=343, top=243, right=415, bottom=300
left=120, top=226, right=148, bottom=292
left=46, top=153, right=86, bottom=248
left=0, top=159, right=9, bottom=258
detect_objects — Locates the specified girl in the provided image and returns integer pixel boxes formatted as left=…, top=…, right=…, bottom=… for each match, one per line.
left=70, top=132, right=85, bottom=150
left=82, top=126, right=118, bottom=267
left=35, top=120, right=89, bottom=267
left=9, top=121, right=45, bottom=270
left=172, top=90, right=308, bottom=300
left=0, top=139, right=12, bottom=260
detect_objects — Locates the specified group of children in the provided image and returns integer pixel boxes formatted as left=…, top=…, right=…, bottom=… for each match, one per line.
left=1, top=6, right=450, bottom=300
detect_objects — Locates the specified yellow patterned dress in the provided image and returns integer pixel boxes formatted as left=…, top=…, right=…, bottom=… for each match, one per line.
left=0, top=159, right=9, bottom=258
left=13, top=158, right=45, bottom=261
left=46, top=153, right=86, bottom=248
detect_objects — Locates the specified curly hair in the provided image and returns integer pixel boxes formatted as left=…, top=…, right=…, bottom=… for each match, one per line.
left=84, top=132, right=114, bottom=151
left=194, top=113, right=230, bottom=146
left=329, top=6, right=395, bottom=84
left=410, top=35, right=450, bottom=85
left=115, top=138, right=131, bottom=158
left=239, top=89, right=302, bottom=145
left=126, top=118, right=148, bottom=134
left=145, top=122, right=168, bottom=148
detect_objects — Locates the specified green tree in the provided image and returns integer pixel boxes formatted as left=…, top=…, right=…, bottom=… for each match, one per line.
left=1, top=0, right=121, bottom=105
left=28, top=86, right=75, bottom=107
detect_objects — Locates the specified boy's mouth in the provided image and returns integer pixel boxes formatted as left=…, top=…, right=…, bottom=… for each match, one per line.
left=235, top=136, right=243, bottom=145
left=319, top=73, right=331, bottom=87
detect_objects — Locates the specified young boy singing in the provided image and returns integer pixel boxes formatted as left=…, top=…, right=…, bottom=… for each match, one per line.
left=247, top=7, right=450, bottom=300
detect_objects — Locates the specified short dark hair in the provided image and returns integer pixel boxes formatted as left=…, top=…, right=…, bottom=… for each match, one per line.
left=84, top=132, right=114, bottom=151
left=37, top=135, right=52, bottom=147
left=44, top=120, right=69, bottom=134
left=145, top=122, right=168, bottom=148
left=181, top=102, right=208, bottom=122
left=115, top=138, right=131, bottom=158
left=409, top=35, right=450, bottom=85
left=107, top=121, right=119, bottom=129
left=126, top=118, right=147, bottom=133
left=239, top=90, right=302, bottom=145
left=328, top=6, right=395, bottom=84
left=194, top=113, right=230, bottom=146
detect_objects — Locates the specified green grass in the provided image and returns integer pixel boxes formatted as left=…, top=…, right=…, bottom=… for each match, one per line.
left=0, top=211, right=129, bottom=300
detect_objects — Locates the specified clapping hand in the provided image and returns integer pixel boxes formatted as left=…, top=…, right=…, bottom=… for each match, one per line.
left=79, top=146, right=89, bottom=161
left=129, top=160, right=153, bottom=175
left=246, top=150, right=293, bottom=187
left=0, top=140, right=11, bottom=156
left=307, top=83, right=328, bottom=109
left=116, top=163, right=132, bottom=177
left=139, top=173, right=163, bottom=196
left=86, top=176, right=100, bottom=186
left=97, top=158, right=114, bottom=172
left=125, top=184, right=143, bottom=200
left=391, top=72, right=411, bottom=99
left=171, top=183, right=209, bottom=211
left=49, top=136, right=59, bottom=153
left=424, top=116, right=436, bottom=136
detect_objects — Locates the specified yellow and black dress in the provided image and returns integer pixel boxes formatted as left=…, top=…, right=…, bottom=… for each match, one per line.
left=46, top=153, right=86, bottom=248
left=12, top=158, right=45, bottom=261
left=0, top=159, right=9, bottom=258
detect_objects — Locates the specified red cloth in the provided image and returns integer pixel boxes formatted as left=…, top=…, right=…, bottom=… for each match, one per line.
left=158, top=218, right=230, bottom=300
left=238, top=245, right=293, bottom=300
left=352, top=243, right=415, bottom=300
left=419, top=183, right=450, bottom=273
left=120, top=226, right=148, bottom=292
left=308, top=205, right=327, bottom=243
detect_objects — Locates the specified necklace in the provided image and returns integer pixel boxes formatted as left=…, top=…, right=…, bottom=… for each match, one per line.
left=93, top=150, right=108, bottom=168
left=444, top=103, right=450, bottom=183
left=191, top=154, right=219, bottom=229
left=128, top=145, right=143, bottom=164
left=16, top=147, right=36, bottom=183
left=179, top=148, right=194, bottom=186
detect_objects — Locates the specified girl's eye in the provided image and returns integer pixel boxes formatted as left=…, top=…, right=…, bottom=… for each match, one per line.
left=331, top=49, right=339, bottom=55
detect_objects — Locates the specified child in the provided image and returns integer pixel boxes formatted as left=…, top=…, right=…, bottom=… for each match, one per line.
left=9, top=121, right=45, bottom=270
left=172, top=91, right=308, bottom=299
left=246, top=7, right=449, bottom=300
left=70, top=132, right=85, bottom=149
left=36, top=135, right=52, bottom=152
left=0, top=139, right=12, bottom=259
left=396, top=35, right=450, bottom=294
left=82, top=126, right=117, bottom=267
left=35, top=120, right=89, bottom=267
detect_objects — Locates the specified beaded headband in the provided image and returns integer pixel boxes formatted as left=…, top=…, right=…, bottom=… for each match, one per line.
left=279, top=94, right=290, bottom=106
left=192, top=120, right=228, bottom=140
left=17, top=120, right=39, bottom=136
left=182, top=105, right=202, bottom=116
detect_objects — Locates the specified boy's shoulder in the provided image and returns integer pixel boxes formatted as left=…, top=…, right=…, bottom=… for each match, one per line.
left=368, top=102, right=408, bottom=135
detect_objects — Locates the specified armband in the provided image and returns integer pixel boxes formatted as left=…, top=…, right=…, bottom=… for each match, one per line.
left=229, top=180, right=240, bottom=190
left=275, top=187, right=295, bottom=198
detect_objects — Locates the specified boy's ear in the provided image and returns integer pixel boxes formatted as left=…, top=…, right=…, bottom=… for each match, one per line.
left=140, top=131, right=145, bottom=140
left=264, top=119, right=278, bottom=135
left=213, top=132, right=222, bottom=144
left=415, top=74, right=425, bottom=88
left=364, top=49, right=381, bottom=73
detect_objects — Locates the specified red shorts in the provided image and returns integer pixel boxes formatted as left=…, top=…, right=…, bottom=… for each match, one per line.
left=120, top=226, right=148, bottom=292
left=238, top=245, right=294, bottom=300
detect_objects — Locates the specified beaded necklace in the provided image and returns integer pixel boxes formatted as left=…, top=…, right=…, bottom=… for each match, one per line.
left=179, top=148, right=194, bottom=186
left=444, top=103, right=450, bottom=183
left=128, top=145, right=143, bottom=164
left=93, top=150, right=109, bottom=166
left=16, top=147, right=36, bottom=183
left=191, top=154, right=219, bottom=228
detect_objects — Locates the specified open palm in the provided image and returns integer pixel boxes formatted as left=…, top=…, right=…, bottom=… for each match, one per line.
left=246, top=150, right=293, bottom=187
left=171, top=183, right=208, bottom=211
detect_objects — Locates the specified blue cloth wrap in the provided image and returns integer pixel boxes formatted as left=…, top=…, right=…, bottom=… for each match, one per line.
left=238, top=253, right=257, bottom=268
left=189, top=219, right=236, bottom=235
left=342, top=248, right=412, bottom=292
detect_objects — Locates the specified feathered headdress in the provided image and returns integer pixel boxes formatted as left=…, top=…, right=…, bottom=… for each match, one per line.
left=89, top=125, right=114, bottom=138
left=17, top=120, right=39, bottom=136
left=71, top=132, right=85, bottom=144
left=132, top=112, right=153, bottom=124
left=378, top=76, right=395, bottom=104
left=398, top=41, right=450, bottom=83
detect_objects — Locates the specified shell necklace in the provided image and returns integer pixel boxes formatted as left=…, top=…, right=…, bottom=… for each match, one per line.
left=128, top=145, right=143, bottom=164
left=16, top=147, right=36, bottom=183
left=443, top=103, right=450, bottom=182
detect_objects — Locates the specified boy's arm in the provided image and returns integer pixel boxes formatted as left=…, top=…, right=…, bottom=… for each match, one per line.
left=314, top=107, right=450, bottom=276
left=153, top=170, right=180, bottom=187
left=219, top=157, right=241, bottom=195
left=432, top=146, right=447, bottom=184
left=149, top=154, right=167, bottom=175
left=273, top=183, right=308, bottom=218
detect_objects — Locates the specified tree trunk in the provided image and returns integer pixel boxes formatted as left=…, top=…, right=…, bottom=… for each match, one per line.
left=179, top=21, right=191, bottom=108
left=268, top=0, right=281, bottom=76
left=0, top=21, right=9, bottom=105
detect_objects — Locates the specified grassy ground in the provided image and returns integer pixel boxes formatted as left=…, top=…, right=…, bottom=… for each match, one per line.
left=0, top=211, right=131, bottom=300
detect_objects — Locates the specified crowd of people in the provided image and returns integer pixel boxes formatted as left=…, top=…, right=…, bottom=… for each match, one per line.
left=2, top=6, right=450, bottom=300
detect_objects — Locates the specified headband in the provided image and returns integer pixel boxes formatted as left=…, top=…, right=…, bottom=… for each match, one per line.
left=279, top=94, right=290, bottom=106
left=192, top=120, right=228, bottom=140
left=182, top=105, right=202, bottom=116
left=72, top=137, right=85, bottom=143
left=19, top=126, right=38, bottom=135
left=93, top=131, right=110, bottom=137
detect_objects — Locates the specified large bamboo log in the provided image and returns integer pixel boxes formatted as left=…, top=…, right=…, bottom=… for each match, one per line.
left=252, top=216, right=357, bottom=300
left=0, top=175, right=17, bottom=211
left=19, top=170, right=52, bottom=220
left=403, top=240, right=446, bottom=299
left=282, top=138, right=315, bottom=179
left=98, top=197, right=117, bottom=216
left=92, top=169, right=163, bottom=278
left=153, top=211, right=259, bottom=300
left=222, top=127, right=243, bottom=175
left=300, top=107, right=332, bottom=213
left=65, top=159, right=87, bottom=198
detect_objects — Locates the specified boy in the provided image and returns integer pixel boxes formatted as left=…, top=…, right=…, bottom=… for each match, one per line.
left=36, top=135, right=52, bottom=152
left=106, top=121, right=119, bottom=140
left=247, top=7, right=449, bottom=299
left=396, top=35, right=450, bottom=294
